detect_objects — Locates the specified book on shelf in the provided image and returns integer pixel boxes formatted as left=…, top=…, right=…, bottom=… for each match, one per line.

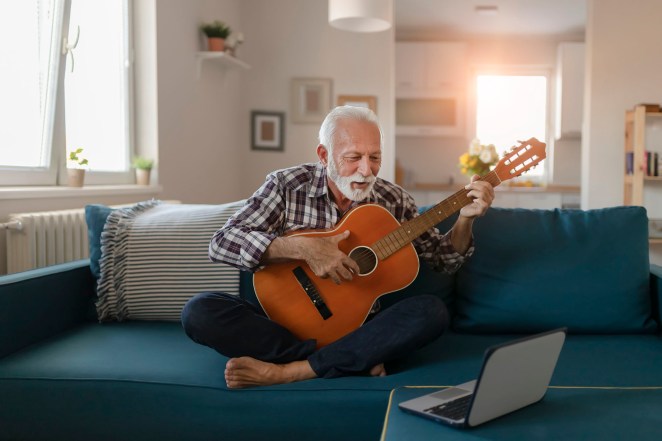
left=645, top=151, right=660, bottom=176
left=625, top=152, right=634, bottom=175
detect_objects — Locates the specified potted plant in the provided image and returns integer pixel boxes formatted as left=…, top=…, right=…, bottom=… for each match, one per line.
left=201, top=20, right=231, bottom=52
left=67, top=148, right=88, bottom=187
left=132, top=156, right=154, bottom=185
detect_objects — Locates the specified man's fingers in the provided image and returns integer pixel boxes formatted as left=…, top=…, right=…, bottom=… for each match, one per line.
left=331, top=230, right=351, bottom=243
left=329, top=271, right=341, bottom=285
left=344, top=257, right=360, bottom=275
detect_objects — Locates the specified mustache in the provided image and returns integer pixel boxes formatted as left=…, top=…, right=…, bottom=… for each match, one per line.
left=348, top=173, right=376, bottom=183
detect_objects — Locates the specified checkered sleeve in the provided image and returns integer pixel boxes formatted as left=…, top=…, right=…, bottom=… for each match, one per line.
left=404, top=192, right=474, bottom=274
left=209, top=174, right=285, bottom=272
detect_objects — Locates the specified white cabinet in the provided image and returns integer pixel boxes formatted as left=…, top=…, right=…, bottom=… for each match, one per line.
left=395, top=42, right=466, bottom=96
left=554, top=42, right=585, bottom=139
left=493, top=192, right=562, bottom=209
left=409, top=190, right=455, bottom=207
left=395, top=42, right=467, bottom=137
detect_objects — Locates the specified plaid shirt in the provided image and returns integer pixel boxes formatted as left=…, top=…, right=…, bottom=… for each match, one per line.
left=210, top=162, right=473, bottom=273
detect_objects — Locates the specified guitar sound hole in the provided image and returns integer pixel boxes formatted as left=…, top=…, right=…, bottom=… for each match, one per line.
left=349, top=246, right=378, bottom=276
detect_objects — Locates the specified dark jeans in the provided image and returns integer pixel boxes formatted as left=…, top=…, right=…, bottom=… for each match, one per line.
left=181, top=292, right=448, bottom=378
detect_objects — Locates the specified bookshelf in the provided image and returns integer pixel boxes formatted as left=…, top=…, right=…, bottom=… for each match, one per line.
left=624, top=105, right=662, bottom=244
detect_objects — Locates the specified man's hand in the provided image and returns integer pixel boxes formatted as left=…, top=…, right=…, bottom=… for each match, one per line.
left=299, top=231, right=360, bottom=285
left=459, top=174, right=494, bottom=219
left=262, top=230, right=359, bottom=285
left=449, top=175, right=494, bottom=255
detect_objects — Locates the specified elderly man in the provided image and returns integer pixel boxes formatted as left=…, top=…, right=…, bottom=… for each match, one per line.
left=182, top=106, right=494, bottom=388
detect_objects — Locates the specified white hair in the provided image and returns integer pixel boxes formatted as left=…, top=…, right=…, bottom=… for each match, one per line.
left=318, top=105, right=383, bottom=153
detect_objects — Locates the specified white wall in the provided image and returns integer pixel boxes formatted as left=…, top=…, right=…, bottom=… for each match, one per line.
left=151, top=0, right=395, bottom=202
left=582, top=0, right=662, bottom=209
left=154, top=0, right=244, bottom=204
left=237, top=0, right=395, bottom=197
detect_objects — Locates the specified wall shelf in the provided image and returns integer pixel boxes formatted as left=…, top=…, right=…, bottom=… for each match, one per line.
left=195, top=52, right=250, bottom=79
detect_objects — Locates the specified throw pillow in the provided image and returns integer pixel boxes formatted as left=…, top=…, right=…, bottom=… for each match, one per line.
left=85, top=204, right=115, bottom=279
left=96, top=200, right=245, bottom=322
left=453, top=206, right=656, bottom=334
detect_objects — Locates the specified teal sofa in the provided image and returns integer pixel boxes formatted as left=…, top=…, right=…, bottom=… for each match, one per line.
left=1, top=206, right=661, bottom=441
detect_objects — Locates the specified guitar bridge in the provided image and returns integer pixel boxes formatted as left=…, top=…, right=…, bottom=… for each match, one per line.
left=292, top=266, right=332, bottom=320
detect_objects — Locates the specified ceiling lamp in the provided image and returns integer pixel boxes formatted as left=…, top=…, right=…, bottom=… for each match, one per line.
left=328, top=0, right=393, bottom=33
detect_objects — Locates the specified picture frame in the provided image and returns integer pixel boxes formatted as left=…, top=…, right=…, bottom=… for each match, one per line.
left=251, top=111, right=285, bottom=151
left=290, top=78, right=333, bottom=123
left=337, top=95, right=378, bottom=114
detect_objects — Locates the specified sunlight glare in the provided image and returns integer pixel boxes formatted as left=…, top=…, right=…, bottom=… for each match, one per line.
left=476, top=75, right=547, bottom=176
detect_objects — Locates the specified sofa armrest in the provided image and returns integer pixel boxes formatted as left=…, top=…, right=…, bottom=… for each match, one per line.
left=0, top=259, right=95, bottom=359
left=651, top=264, right=662, bottom=330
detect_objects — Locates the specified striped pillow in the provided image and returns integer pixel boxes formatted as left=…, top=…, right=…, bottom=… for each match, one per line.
left=96, top=200, right=245, bottom=322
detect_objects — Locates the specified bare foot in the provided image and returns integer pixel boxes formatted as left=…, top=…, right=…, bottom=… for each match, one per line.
left=369, top=363, right=387, bottom=377
left=225, top=357, right=317, bottom=389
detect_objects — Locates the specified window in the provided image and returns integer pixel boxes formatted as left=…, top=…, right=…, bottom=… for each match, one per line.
left=0, top=0, right=133, bottom=186
left=475, top=73, right=548, bottom=178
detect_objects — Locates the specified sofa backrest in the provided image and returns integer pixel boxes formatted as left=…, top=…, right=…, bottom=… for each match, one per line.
left=451, top=206, right=656, bottom=334
left=241, top=206, right=657, bottom=335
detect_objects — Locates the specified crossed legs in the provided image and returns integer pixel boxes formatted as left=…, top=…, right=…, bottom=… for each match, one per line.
left=182, top=292, right=448, bottom=388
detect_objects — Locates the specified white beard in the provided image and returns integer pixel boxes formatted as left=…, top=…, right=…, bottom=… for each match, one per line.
left=326, top=157, right=376, bottom=202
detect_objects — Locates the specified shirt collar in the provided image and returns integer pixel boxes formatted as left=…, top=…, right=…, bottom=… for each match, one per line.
left=309, top=162, right=329, bottom=198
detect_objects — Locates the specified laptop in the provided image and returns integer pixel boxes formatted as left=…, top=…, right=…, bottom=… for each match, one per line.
left=398, top=327, right=567, bottom=428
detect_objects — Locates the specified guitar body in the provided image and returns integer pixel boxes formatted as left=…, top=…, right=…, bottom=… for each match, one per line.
left=253, top=204, right=419, bottom=348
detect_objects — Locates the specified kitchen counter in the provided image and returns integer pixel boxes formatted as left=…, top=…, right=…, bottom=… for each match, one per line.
left=406, top=183, right=581, bottom=209
left=410, top=182, right=580, bottom=193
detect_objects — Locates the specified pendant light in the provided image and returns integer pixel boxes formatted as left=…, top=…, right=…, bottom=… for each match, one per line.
left=328, top=0, right=393, bottom=33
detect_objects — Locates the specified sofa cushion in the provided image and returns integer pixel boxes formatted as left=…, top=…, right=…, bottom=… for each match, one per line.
left=453, top=207, right=656, bottom=334
left=96, top=200, right=244, bottom=322
left=1, top=323, right=661, bottom=441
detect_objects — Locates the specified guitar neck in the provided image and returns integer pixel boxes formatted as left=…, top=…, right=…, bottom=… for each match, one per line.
left=372, top=171, right=502, bottom=260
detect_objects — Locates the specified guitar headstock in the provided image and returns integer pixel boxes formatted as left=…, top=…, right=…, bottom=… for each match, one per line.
left=493, top=138, right=547, bottom=183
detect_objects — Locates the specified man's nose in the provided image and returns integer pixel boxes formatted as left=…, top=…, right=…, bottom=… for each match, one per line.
left=357, top=156, right=372, bottom=176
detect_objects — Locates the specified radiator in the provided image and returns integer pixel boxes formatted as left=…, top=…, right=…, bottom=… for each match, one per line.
left=6, top=208, right=89, bottom=274
left=4, top=201, right=180, bottom=275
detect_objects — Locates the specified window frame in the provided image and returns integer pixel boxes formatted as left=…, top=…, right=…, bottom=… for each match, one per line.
left=469, top=65, right=553, bottom=182
left=0, top=0, right=135, bottom=187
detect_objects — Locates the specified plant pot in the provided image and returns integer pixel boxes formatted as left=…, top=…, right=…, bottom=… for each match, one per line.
left=67, top=168, right=85, bottom=187
left=207, top=37, right=225, bottom=52
left=135, top=169, right=151, bottom=186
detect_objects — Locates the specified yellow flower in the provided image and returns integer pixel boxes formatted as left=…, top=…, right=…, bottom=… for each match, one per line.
left=458, top=139, right=498, bottom=178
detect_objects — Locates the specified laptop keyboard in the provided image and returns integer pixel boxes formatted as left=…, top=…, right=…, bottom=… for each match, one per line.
left=425, top=394, right=472, bottom=420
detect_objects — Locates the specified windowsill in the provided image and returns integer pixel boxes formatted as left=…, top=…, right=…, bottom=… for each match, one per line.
left=0, top=184, right=163, bottom=200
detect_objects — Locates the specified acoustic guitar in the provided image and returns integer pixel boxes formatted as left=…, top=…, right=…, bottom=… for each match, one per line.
left=254, top=138, right=546, bottom=347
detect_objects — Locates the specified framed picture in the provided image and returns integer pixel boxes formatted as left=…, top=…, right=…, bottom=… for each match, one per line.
left=251, top=111, right=285, bottom=151
left=290, top=78, right=333, bottom=123
left=337, top=95, right=378, bottom=114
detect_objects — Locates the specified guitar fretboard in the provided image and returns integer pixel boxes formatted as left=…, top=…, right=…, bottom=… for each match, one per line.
left=372, top=171, right=502, bottom=260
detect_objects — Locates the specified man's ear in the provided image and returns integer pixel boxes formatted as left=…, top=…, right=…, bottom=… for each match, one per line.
left=317, top=144, right=329, bottom=166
